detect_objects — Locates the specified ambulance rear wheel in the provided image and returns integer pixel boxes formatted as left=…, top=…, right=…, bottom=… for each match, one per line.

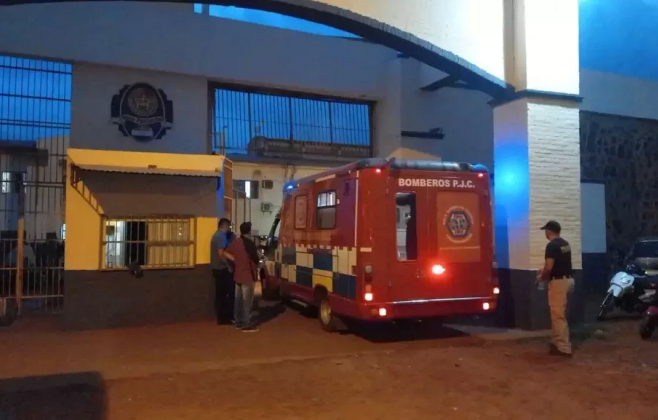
left=318, top=295, right=337, bottom=332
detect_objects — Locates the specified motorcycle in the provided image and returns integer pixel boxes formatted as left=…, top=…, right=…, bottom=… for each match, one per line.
left=598, top=263, right=658, bottom=321
left=639, top=301, right=658, bottom=340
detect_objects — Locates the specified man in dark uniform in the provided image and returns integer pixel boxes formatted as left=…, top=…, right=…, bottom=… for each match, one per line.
left=537, top=220, right=575, bottom=357
left=211, top=218, right=236, bottom=325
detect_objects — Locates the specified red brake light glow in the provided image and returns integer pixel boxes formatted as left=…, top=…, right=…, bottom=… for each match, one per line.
left=375, top=168, right=382, bottom=174
left=431, top=264, right=446, bottom=275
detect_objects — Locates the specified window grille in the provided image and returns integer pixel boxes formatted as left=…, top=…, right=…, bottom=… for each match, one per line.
left=102, top=216, right=195, bottom=269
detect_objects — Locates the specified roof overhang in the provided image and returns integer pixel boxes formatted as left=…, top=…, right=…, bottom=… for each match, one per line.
left=67, top=148, right=224, bottom=179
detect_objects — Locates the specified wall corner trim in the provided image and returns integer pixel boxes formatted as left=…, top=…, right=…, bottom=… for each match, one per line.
left=488, top=89, right=583, bottom=108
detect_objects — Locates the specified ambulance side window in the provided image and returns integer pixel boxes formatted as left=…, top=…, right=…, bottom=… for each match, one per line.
left=316, top=190, right=337, bottom=230
left=396, top=192, right=417, bottom=261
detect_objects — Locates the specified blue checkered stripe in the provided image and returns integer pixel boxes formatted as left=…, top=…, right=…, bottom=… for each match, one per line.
left=272, top=244, right=358, bottom=299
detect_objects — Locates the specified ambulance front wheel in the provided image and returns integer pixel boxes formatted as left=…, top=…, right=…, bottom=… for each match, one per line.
left=318, top=293, right=337, bottom=332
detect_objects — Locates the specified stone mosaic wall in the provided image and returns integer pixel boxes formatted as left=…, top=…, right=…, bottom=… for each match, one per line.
left=580, top=111, right=658, bottom=264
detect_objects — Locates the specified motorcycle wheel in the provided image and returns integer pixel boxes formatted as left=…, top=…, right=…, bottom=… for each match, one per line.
left=597, top=292, right=615, bottom=321
left=639, top=314, right=655, bottom=340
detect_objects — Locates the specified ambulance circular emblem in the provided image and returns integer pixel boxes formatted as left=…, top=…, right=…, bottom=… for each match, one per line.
left=443, top=206, right=473, bottom=244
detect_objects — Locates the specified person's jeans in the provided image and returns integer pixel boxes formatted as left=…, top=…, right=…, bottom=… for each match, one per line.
left=234, top=282, right=255, bottom=328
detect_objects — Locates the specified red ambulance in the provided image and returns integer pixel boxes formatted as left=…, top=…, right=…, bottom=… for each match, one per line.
left=263, top=158, right=498, bottom=331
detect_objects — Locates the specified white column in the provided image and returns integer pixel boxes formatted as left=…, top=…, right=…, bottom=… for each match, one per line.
left=494, top=0, right=581, bottom=329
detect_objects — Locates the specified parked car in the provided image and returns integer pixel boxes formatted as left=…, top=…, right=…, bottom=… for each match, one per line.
left=623, top=237, right=658, bottom=275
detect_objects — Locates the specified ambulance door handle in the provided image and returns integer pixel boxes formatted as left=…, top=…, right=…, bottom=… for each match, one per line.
left=416, top=269, right=424, bottom=279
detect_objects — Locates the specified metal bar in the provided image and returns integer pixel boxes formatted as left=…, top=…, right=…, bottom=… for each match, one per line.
left=0, top=64, right=71, bottom=76
left=288, top=96, right=293, bottom=141
left=247, top=92, right=252, bottom=144
left=16, top=188, right=25, bottom=314
left=0, top=92, right=71, bottom=102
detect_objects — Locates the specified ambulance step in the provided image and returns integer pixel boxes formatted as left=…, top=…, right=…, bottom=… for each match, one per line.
left=290, top=299, right=309, bottom=308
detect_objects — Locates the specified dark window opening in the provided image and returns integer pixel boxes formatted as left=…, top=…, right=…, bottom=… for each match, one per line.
left=396, top=192, right=417, bottom=261
left=233, top=180, right=260, bottom=199
left=1, top=172, right=26, bottom=194
left=316, top=191, right=337, bottom=230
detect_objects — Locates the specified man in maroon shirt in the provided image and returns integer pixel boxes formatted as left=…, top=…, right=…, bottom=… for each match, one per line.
left=225, top=222, right=260, bottom=332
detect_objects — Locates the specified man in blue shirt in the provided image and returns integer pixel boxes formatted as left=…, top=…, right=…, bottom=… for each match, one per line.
left=211, top=218, right=236, bottom=325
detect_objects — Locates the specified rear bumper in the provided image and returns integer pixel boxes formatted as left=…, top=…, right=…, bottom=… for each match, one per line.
left=340, top=296, right=497, bottom=321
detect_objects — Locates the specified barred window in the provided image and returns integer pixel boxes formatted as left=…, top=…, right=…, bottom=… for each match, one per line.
left=102, top=216, right=195, bottom=269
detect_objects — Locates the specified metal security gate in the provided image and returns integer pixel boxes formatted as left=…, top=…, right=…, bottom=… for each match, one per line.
left=232, top=189, right=252, bottom=233
left=0, top=55, right=69, bottom=315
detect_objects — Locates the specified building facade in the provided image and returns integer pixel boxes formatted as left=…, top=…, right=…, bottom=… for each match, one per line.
left=0, top=0, right=649, bottom=329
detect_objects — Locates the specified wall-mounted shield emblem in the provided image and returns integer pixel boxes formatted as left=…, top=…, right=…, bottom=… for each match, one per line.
left=110, top=82, right=173, bottom=142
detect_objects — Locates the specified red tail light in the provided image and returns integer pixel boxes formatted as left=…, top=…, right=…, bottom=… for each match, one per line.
left=431, top=264, right=446, bottom=275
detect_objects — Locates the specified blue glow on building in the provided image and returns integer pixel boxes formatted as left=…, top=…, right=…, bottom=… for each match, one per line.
left=493, top=142, right=530, bottom=269
left=194, top=4, right=358, bottom=38
left=580, top=0, right=658, bottom=81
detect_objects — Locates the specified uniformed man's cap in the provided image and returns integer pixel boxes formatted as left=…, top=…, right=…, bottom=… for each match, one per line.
left=540, top=220, right=561, bottom=234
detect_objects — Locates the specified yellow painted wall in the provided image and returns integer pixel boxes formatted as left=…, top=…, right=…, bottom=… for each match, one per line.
left=65, top=161, right=104, bottom=270
left=65, top=149, right=228, bottom=270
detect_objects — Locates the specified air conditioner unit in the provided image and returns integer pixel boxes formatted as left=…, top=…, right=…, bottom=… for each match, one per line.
left=262, top=180, right=274, bottom=190
left=261, top=202, right=274, bottom=213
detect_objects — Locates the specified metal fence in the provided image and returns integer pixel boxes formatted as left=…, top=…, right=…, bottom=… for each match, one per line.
left=231, top=190, right=252, bottom=234
left=210, top=86, right=373, bottom=156
left=0, top=55, right=70, bottom=314
left=102, top=216, right=196, bottom=270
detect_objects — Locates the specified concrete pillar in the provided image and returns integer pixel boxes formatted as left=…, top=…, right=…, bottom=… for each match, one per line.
left=374, top=58, right=402, bottom=158
left=494, top=0, right=584, bottom=329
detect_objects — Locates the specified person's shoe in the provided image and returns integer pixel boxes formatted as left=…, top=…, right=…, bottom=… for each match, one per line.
left=241, top=326, right=259, bottom=333
left=549, top=344, right=572, bottom=358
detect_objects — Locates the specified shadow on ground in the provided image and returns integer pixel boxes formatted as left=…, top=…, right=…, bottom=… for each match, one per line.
left=345, top=319, right=477, bottom=344
left=280, top=299, right=481, bottom=344
left=255, top=301, right=286, bottom=325
left=0, top=372, right=107, bottom=419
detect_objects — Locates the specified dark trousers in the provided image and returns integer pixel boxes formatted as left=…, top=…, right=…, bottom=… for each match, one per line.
left=213, top=269, right=234, bottom=324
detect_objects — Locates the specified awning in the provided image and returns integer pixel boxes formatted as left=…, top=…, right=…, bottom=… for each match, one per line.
left=67, top=149, right=225, bottom=218
left=67, top=148, right=225, bottom=177
left=73, top=164, right=221, bottom=178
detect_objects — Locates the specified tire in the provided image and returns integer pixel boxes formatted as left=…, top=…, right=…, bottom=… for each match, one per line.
left=597, top=292, right=615, bottom=321
left=317, top=293, right=337, bottom=332
left=639, top=315, right=655, bottom=340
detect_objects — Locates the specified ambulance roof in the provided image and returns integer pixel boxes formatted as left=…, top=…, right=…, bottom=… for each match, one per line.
left=289, top=158, right=488, bottom=188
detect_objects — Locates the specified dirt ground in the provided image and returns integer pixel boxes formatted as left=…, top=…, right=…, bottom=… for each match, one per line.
left=2, top=318, right=657, bottom=420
